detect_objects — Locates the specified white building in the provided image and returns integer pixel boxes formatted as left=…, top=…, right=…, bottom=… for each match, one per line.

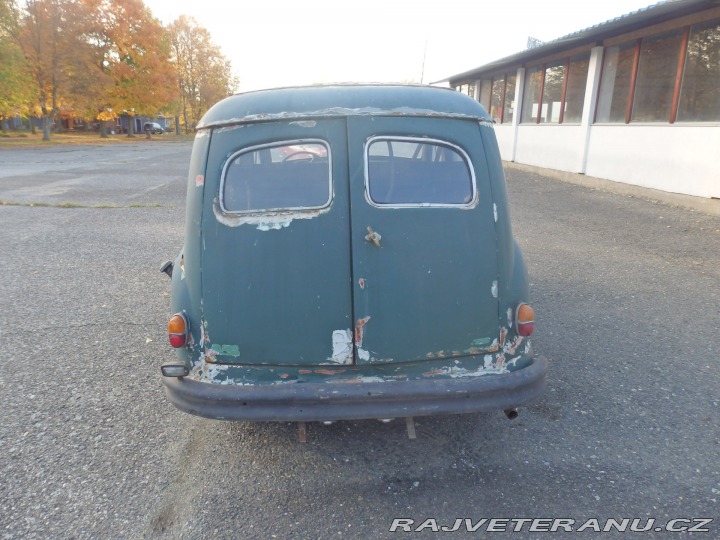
left=443, top=0, right=720, bottom=199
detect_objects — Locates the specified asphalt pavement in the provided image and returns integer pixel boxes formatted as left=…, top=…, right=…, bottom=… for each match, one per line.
left=0, top=140, right=718, bottom=539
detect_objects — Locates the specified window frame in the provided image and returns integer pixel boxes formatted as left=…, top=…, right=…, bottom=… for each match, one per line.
left=363, top=135, right=478, bottom=209
left=219, top=138, right=333, bottom=215
left=521, top=52, right=590, bottom=125
left=594, top=17, right=720, bottom=124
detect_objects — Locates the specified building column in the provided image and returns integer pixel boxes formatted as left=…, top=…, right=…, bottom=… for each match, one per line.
left=510, top=68, right=525, bottom=163
left=579, top=46, right=604, bottom=174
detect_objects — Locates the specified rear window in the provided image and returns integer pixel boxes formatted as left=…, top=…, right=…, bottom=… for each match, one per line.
left=221, top=140, right=331, bottom=213
left=365, top=137, right=476, bottom=206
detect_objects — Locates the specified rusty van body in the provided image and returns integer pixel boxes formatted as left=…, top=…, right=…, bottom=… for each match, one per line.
left=161, top=84, right=547, bottom=422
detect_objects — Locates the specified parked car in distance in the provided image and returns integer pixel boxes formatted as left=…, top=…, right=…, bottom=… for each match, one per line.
left=144, top=122, right=164, bottom=134
left=160, top=84, right=547, bottom=424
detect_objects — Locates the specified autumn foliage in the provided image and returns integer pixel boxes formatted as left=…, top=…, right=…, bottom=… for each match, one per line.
left=0, top=0, right=237, bottom=139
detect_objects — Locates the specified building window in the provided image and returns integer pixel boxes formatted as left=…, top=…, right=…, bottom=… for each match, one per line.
left=504, top=75, right=517, bottom=123
left=456, top=74, right=518, bottom=124
left=563, top=55, right=590, bottom=123
left=677, top=19, right=720, bottom=122
left=457, top=83, right=476, bottom=98
left=488, top=73, right=517, bottom=124
left=541, top=62, right=565, bottom=123
left=479, top=80, right=492, bottom=109
left=521, top=66, right=543, bottom=123
left=596, top=18, right=720, bottom=124
left=521, top=53, right=590, bottom=124
left=632, top=29, right=684, bottom=122
left=596, top=42, right=637, bottom=123
left=490, top=78, right=505, bottom=123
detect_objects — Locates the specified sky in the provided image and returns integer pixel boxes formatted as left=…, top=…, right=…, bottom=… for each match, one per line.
left=143, top=0, right=658, bottom=93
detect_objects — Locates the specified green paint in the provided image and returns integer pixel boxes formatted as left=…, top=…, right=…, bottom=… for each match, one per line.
left=211, top=344, right=241, bottom=356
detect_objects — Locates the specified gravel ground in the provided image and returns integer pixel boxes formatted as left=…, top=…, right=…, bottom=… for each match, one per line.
left=0, top=142, right=718, bottom=539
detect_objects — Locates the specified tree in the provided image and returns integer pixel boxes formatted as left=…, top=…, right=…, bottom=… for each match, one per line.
left=9, top=0, right=84, bottom=140
left=0, top=1, right=37, bottom=126
left=168, top=15, right=237, bottom=134
left=106, top=0, right=176, bottom=136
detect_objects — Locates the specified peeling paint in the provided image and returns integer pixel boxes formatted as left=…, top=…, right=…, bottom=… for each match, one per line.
left=328, top=329, right=353, bottom=364
left=188, top=356, right=230, bottom=383
left=493, top=203, right=498, bottom=222
left=213, top=198, right=331, bottom=230
left=345, top=376, right=386, bottom=383
left=423, top=364, right=509, bottom=378
left=210, top=344, right=241, bottom=357
left=195, top=175, right=204, bottom=187
left=507, top=307, right=514, bottom=328
left=213, top=124, right=245, bottom=134
left=315, top=368, right=346, bottom=375
left=358, top=278, right=366, bottom=290
left=289, top=120, right=317, bottom=127
left=357, top=348, right=371, bottom=361
left=198, top=107, right=490, bottom=129
left=491, top=280, right=498, bottom=298
left=354, top=316, right=371, bottom=346
left=471, top=337, right=491, bottom=348
left=204, top=348, right=218, bottom=363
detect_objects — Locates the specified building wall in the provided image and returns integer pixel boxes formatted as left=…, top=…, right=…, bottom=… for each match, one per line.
left=452, top=9, right=720, bottom=200
left=493, top=125, right=515, bottom=162
left=585, top=125, right=720, bottom=198
left=514, top=125, right=585, bottom=173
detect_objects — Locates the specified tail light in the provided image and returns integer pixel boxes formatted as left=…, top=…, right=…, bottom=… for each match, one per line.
left=516, top=303, right=535, bottom=336
left=168, top=313, right=188, bottom=348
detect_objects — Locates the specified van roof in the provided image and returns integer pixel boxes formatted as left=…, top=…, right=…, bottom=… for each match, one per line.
left=197, top=84, right=491, bottom=129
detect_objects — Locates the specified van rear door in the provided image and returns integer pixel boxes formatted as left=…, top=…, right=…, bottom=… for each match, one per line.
left=201, top=119, right=354, bottom=366
left=347, top=117, right=500, bottom=364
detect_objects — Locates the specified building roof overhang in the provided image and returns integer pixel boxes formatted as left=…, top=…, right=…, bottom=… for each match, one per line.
left=440, top=0, right=720, bottom=84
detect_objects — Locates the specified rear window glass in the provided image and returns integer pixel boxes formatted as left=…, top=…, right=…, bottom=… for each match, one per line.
left=221, top=140, right=331, bottom=212
left=365, top=137, right=475, bottom=206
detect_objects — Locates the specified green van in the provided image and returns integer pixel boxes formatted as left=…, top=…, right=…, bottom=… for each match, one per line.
left=161, top=84, right=546, bottom=423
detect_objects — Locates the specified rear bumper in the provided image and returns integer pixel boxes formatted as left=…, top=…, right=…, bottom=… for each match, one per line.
left=163, top=356, right=547, bottom=422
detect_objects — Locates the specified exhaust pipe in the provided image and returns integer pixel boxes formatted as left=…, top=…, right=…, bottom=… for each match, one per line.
left=504, top=408, right=519, bottom=420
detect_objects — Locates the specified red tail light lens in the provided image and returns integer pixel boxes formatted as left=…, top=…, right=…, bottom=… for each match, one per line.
left=516, top=303, right=535, bottom=337
left=168, top=313, right=188, bottom=348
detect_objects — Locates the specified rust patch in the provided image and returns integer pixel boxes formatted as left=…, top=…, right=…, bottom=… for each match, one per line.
left=506, top=336, right=524, bottom=355
left=499, top=327, right=507, bottom=348
left=279, top=373, right=290, bottom=379
left=299, top=369, right=312, bottom=375
left=423, top=369, right=444, bottom=376
left=204, top=348, right=218, bottom=363
left=358, top=278, right=366, bottom=290
left=315, top=369, right=346, bottom=375
left=354, top=316, right=371, bottom=345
